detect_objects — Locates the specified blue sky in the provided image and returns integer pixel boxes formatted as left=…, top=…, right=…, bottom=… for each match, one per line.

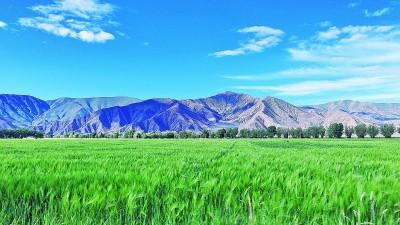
left=0, top=0, right=400, bottom=104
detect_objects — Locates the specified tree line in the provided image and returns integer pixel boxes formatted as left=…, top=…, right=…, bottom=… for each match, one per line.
left=0, top=129, right=44, bottom=139
left=1, top=123, right=399, bottom=139
left=59, top=123, right=399, bottom=139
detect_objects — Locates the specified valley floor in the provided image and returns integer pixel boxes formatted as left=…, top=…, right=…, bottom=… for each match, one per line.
left=0, top=139, right=399, bottom=224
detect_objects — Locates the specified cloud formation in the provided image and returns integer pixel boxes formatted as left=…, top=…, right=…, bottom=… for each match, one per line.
left=231, top=24, right=400, bottom=101
left=19, top=0, right=116, bottom=43
left=211, top=26, right=284, bottom=57
left=291, top=25, right=398, bottom=65
left=364, top=8, right=391, bottom=17
left=0, top=21, right=7, bottom=29
left=348, top=2, right=358, bottom=8
left=235, top=76, right=392, bottom=96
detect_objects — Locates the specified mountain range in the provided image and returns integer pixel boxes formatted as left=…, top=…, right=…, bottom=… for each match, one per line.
left=1, top=92, right=399, bottom=135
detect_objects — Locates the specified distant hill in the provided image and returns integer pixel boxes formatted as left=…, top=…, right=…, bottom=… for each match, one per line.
left=0, top=95, right=49, bottom=129
left=0, top=93, right=399, bottom=134
left=307, top=100, right=400, bottom=127
left=32, top=97, right=140, bottom=134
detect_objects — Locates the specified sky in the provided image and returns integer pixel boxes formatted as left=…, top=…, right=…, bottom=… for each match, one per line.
left=0, top=0, right=400, bottom=104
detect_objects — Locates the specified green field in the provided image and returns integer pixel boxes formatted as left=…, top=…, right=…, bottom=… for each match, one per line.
left=1, top=139, right=400, bottom=224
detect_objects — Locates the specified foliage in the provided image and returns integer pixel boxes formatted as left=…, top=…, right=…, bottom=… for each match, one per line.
left=226, top=128, right=239, bottom=138
left=2, top=123, right=395, bottom=140
left=345, top=126, right=354, bottom=138
left=380, top=124, right=396, bottom=138
left=355, top=124, right=367, bottom=138
left=367, top=125, right=380, bottom=138
left=289, top=128, right=303, bottom=138
left=327, top=123, right=344, bottom=138
left=0, top=129, right=44, bottom=139
left=266, top=126, right=277, bottom=138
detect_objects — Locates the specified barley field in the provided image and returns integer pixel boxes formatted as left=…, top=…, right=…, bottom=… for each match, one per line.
left=0, top=139, right=399, bottom=224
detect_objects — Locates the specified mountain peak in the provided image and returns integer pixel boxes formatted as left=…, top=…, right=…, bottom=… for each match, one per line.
left=2, top=94, right=400, bottom=134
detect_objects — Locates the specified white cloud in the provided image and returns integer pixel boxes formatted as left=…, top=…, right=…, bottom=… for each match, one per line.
left=225, top=65, right=400, bottom=81
left=236, top=76, right=393, bottom=96
left=348, top=2, right=358, bottom=8
left=317, top=26, right=341, bottom=41
left=364, top=8, right=392, bottom=17
left=32, top=0, right=113, bottom=19
left=19, top=0, right=116, bottom=43
left=0, top=20, right=7, bottom=29
left=211, top=26, right=284, bottom=57
left=229, top=24, right=400, bottom=102
left=290, top=25, right=399, bottom=65
left=319, top=21, right=332, bottom=28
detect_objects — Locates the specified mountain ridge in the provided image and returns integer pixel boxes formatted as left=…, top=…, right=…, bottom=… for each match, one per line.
left=0, top=93, right=399, bottom=134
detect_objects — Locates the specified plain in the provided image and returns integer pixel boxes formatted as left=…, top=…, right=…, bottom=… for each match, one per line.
left=0, top=139, right=399, bottom=224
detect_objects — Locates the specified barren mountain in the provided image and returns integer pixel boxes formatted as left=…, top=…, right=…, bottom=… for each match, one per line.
left=0, top=94, right=49, bottom=129
left=32, top=97, right=140, bottom=134
left=1, top=93, right=399, bottom=134
left=81, top=99, right=211, bottom=133
left=310, top=100, right=400, bottom=126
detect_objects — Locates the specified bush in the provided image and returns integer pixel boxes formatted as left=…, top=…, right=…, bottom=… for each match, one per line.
left=355, top=124, right=367, bottom=138
left=381, top=124, right=396, bottom=138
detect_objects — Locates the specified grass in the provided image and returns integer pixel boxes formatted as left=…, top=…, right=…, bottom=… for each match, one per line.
left=0, top=139, right=400, bottom=224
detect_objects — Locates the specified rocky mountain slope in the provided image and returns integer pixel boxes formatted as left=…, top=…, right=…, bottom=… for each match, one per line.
left=32, top=97, right=140, bottom=134
left=0, top=95, right=49, bottom=129
left=0, top=93, right=399, bottom=134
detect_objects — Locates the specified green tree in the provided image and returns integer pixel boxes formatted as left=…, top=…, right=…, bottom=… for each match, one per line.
left=344, top=126, right=354, bottom=138
left=308, top=126, right=320, bottom=138
left=328, top=123, right=344, bottom=138
left=201, top=130, right=210, bottom=138
left=123, top=129, right=135, bottom=138
left=216, top=129, right=227, bottom=138
left=380, top=124, right=396, bottom=138
left=239, top=129, right=251, bottom=138
left=226, top=128, right=239, bottom=138
left=354, top=124, right=367, bottom=138
left=134, top=131, right=144, bottom=139
left=318, top=126, right=326, bottom=138
left=367, top=125, right=379, bottom=138
left=266, top=126, right=277, bottom=138
left=290, top=128, right=303, bottom=138
left=276, top=128, right=284, bottom=138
